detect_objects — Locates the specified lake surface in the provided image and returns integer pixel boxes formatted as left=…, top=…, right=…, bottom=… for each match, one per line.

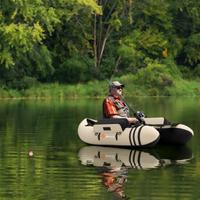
left=0, top=97, right=199, bottom=200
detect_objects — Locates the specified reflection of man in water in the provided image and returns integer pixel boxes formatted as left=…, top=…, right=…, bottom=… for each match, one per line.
left=101, top=167, right=129, bottom=200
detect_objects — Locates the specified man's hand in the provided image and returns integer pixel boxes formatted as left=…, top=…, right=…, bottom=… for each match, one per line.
left=127, top=117, right=139, bottom=124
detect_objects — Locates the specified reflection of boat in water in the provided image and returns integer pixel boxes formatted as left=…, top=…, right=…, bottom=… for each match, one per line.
left=78, top=145, right=193, bottom=200
left=78, top=145, right=193, bottom=170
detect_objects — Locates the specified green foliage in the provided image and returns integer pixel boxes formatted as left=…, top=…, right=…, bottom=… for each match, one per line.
left=0, top=22, right=45, bottom=68
left=133, top=0, right=173, bottom=31
left=55, top=56, right=93, bottom=83
left=178, top=65, right=193, bottom=79
left=8, top=76, right=38, bottom=90
left=24, top=45, right=54, bottom=81
left=161, top=58, right=182, bottom=79
left=167, top=79, right=200, bottom=96
left=118, top=30, right=142, bottom=61
left=138, top=28, right=168, bottom=57
left=118, top=29, right=168, bottom=73
left=193, top=65, right=200, bottom=78
left=171, top=0, right=200, bottom=36
left=0, top=0, right=199, bottom=94
left=76, top=0, right=102, bottom=15
left=0, top=44, right=53, bottom=89
left=183, top=33, right=200, bottom=66
left=0, top=0, right=101, bottom=87
left=0, top=49, right=14, bottom=68
left=135, top=61, right=174, bottom=91
left=170, top=0, right=200, bottom=68
left=0, top=88, right=10, bottom=98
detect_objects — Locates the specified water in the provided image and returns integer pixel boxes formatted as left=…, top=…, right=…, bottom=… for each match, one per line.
left=0, top=97, right=199, bottom=200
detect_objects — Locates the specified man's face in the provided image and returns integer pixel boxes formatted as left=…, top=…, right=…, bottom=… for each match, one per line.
left=111, top=86, right=123, bottom=97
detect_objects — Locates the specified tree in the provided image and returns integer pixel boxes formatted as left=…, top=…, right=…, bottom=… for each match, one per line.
left=117, top=0, right=172, bottom=73
left=170, top=0, right=200, bottom=68
left=0, top=0, right=102, bottom=88
left=93, top=0, right=133, bottom=74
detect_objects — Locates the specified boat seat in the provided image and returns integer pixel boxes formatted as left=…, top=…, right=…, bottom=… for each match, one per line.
left=96, top=118, right=130, bottom=131
left=86, top=118, right=97, bottom=126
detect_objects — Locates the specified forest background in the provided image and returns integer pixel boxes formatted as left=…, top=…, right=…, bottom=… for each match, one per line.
left=0, top=0, right=199, bottom=98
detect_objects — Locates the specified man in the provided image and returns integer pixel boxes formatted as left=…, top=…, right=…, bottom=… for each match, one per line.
left=103, top=81, right=138, bottom=124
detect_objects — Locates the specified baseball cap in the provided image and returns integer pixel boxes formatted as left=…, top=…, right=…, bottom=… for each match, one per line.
left=110, top=81, right=125, bottom=88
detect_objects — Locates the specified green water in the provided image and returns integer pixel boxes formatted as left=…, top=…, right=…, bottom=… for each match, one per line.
left=0, top=97, right=199, bottom=200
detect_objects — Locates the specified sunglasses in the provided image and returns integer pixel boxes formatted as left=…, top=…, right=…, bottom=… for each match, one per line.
left=115, top=86, right=123, bottom=90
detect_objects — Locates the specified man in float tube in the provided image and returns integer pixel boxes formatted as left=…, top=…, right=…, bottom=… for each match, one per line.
left=103, top=81, right=138, bottom=124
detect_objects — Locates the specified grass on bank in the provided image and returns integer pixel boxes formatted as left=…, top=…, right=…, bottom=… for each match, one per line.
left=0, top=75, right=199, bottom=99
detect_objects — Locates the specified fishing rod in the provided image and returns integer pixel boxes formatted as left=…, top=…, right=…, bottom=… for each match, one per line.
left=122, top=97, right=146, bottom=124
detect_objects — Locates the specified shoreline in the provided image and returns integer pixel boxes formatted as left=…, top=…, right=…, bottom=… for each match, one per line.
left=0, top=78, right=199, bottom=99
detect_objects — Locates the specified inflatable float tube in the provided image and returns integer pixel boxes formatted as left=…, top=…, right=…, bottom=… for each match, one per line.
left=78, top=118, right=160, bottom=148
left=78, top=117, right=193, bottom=147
